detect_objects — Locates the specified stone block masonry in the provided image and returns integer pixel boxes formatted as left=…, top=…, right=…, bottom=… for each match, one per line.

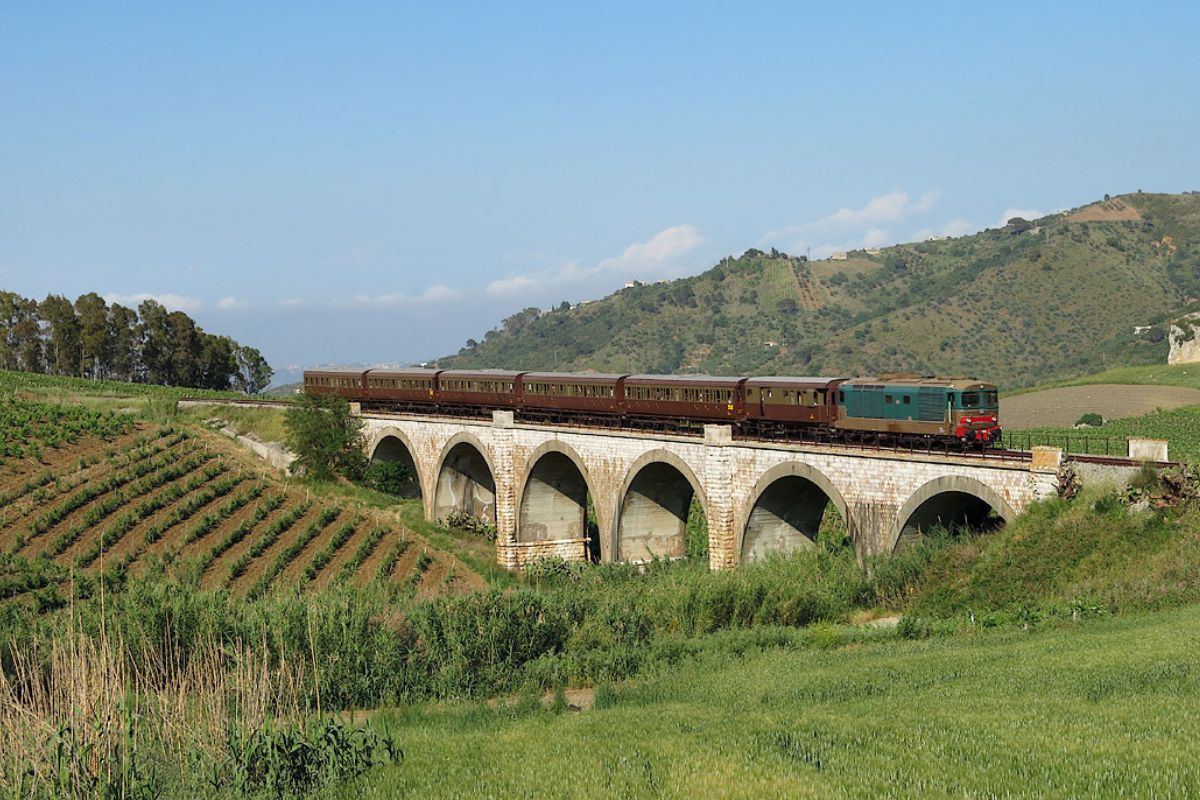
left=359, top=411, right=1063, bottom=570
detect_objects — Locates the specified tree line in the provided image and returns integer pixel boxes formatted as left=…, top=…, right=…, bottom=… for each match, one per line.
left=0, top=290, right=273, bottom=393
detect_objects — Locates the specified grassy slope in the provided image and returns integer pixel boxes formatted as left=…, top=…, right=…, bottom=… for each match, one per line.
left=347, top=605, right=1200, bottom=799
left=440, top=192, right=1200, bottom=388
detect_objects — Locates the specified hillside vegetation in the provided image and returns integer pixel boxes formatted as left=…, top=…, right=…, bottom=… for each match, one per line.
left=442, top=192, right=1200, bottom=388
left=9, top=372, right=1200, bottom=795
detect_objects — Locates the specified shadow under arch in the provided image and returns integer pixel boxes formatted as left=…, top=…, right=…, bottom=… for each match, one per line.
left=737, top=461, right=853, bottom=563
left=366, top=427, right=423, bottom=500
left=432, top=432, right=497, bottom=525
left=614, top=449, right=709, bottom=563
left=889, top=475, right=1017, bottom=552
left=516, top=440, right=600, bottom=561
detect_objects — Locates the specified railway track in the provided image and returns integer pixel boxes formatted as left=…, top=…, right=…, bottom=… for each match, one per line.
left=181, top=398, right=1172, bottom=467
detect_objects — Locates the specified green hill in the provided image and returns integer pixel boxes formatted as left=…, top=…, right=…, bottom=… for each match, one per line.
left=440, top=191, right=1200, bottom=387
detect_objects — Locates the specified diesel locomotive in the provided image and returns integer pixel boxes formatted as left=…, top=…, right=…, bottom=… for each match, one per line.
left=303, top=368, right=1001, bottom=445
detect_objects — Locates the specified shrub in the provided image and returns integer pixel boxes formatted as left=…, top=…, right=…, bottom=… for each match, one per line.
left=1075, top=412, right=1104, bottom=427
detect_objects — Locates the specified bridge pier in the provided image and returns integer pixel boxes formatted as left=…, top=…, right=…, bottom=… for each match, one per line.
left=359, top=411, right=1084, bottom=572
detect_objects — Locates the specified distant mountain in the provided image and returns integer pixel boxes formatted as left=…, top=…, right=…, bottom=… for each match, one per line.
left=437, top=192, right=1200, bottom=388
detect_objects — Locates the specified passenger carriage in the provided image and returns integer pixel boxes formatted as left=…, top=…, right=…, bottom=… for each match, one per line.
left=519, top=373, right=625, bottom=418
left=622, top=375, right=745, bottom=422
left=363, top=368, right=442, bottom=408
left=435, top=370, right=524, bottom=412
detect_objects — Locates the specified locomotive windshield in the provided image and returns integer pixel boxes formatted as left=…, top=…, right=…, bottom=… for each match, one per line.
left=958, top=390, right=998, bottom=408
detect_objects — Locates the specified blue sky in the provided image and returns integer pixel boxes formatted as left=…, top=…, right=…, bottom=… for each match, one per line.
left=2, top=2, right=1198, bottom=379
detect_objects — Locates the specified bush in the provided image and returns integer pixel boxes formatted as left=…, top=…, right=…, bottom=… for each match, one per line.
left=1075, top=412, right=1104, bottom=427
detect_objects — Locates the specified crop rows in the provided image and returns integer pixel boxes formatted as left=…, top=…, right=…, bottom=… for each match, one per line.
left=377, top=539, right=412, bottom=581
left=181, top=483, right=267, bottom=547
left=197, top=493, right=288, bottom=577
left=1, top=430, right=186, bottom=530
left=246, top=508, right=342, bottom=598
left=25, top=442, right=200, bottom=544
left=139, top=471, right=247, bottom=549
left=44, top=449, right=214, bottom=557
left=340, top=527, right=389, bottom=578
left=74, top=456, right=224, bottom=567
left=303, top=520, right=358, bottom=583
left=0, top=396, right=135, bottom=461
left=226, top=502, right=312, bottom=584
left=8, top=431, right=187, bottom=513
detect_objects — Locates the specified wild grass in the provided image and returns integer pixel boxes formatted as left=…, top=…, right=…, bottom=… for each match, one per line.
left=344, top=604, right=1200, bottom=799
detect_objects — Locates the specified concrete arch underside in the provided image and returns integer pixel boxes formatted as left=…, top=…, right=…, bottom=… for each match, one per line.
left=367, top=428, right=423, bottom=500
left=517, top=442, right=598, bottom=562
left=890, top=475, right=1017, bottom=551
left=433, top=435, right=496, bottom=525
left=739, top=461, right=851, bottom=563
left=616, top=450, right=707, bottom=563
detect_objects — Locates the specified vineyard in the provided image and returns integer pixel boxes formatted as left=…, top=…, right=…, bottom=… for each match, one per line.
left=0, top=397, right=481, bottom=610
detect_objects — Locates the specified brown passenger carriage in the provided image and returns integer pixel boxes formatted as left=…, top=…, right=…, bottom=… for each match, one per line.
left=362, top=368, right=442, bottom=409
left=302, top=368, right=366, bottom=400
left=519, top=373, right=625, bottom=418
left=622, top=374, right=745, bottom=422
left=436, top=370, right=524, bottom=411
left=744, top=377, right=845, bottom=427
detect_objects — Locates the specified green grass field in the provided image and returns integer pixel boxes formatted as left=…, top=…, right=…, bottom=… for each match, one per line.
left=342, top=605, right=1200, bottom=799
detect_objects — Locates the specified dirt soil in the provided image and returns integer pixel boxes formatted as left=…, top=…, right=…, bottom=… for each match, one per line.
left=1067, top=199, right=1141, bottom=223
left=1002, top=384, right=1200, bottom=428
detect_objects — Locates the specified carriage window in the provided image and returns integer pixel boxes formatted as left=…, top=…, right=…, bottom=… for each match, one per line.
left=903, top=395, right=911, bottom=404
left=960, top=392, right=980, bottom=407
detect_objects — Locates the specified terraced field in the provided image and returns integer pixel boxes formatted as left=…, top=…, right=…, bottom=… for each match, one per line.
left=0, top=408, right=483, bottom=607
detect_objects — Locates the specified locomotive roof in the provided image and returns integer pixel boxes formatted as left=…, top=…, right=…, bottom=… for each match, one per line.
left=625, top=374, right=746, bottom=386
left=744, top=376, right=846, bottom=387
left=521, top=372, right=627, bottom=382
left=842, top=377, right=996, bottom=390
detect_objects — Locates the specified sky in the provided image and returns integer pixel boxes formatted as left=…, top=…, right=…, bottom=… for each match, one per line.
left=2, top=2, right=1198, bottom=381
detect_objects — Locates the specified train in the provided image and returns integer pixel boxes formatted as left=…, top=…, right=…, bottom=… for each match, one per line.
left=303, top=368, right=1002, bottom=446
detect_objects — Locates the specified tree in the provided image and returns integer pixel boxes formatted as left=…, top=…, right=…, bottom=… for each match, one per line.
left=74, top=292, right=111, bottom=378
left=138, top=299, right=173, bottom=384
left=167, top=311, right=201, bottom=387
left=233, top=345, right=273, bottom=394
left=40, top=294, right=82, bottom=376
left=198, top=334, right=236, bottom=390
left=0, top=292, right=21, bottom=370
left=284, top=394, right=367, bottom=481
left=108, top=303, right=140, bottom=382
left=13, top=297, right=42, bottom=373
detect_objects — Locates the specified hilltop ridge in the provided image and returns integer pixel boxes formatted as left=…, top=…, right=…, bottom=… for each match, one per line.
left=439, top=192, right=1200, bottom=387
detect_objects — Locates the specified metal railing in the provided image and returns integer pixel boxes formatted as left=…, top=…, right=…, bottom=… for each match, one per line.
left=1003, top=431, right=1128, bottom=457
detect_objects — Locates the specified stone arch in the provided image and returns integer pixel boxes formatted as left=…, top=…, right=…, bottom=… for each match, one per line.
left=432, top=433, right=497, bottom=525
left=516, top=441, right=599, bottom=560
left=738, top=461, right=852, bottom=563
left=366, top=427, right=423, bottom=500
left=615, top=449, right=709, bottom=563
left=889, top=475, right=1016, bottom=552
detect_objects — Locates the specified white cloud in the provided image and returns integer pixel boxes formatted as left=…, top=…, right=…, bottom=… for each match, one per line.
left=279, top=298, right=307, bottom=308
left=486, top=225, right=704, bottom=298
left=996, top=208, right=1044, bottom=228
left=216, top=296, right=244, bottom=310
left=348, top=284, right=463, bottom=307
left=762, top=190, right=942, bottom=258
left=104, top=292, right=202, bottom=313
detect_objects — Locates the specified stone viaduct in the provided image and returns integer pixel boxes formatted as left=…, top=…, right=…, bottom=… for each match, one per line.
left=356, top=408, right=1078, bottom=570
